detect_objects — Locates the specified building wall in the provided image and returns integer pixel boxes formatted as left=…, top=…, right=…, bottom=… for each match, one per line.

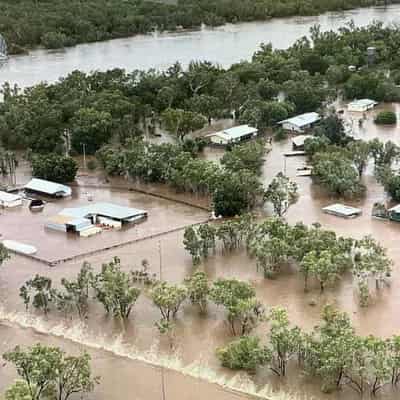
left=282, top=122, right=303, bottom=133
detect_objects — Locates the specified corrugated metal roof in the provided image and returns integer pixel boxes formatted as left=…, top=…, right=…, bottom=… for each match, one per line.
left=0, top=191, right=22, bottom=202
left=348, top=99, right=377, bottom=108
left=60, top=202, right=147, bottom=220
left=322, top=203, right=362, bottom=217
left=25, top=178, right=71, bottom=197
left=208, top=125, right=258, bottom=141
left=279, top=112, right=320, bottom=128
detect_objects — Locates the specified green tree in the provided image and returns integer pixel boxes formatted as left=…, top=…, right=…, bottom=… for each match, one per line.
left=150, top=282, right=188, bottom=322
left=57, top=262, right=93, bottom=318
left=346, top=140, right=370, bottom=178
left=0, top=243, right=10, bottom=267
left=183, top=226, right=202, bottom=265
left=3, top=344, right=98, bottom=400
left=92, top=257, right=141, bottom=319
left=268, top=307, right=302, bottom=377
left=374, top=111, right=397, bottom=125
left=31, top=154, right=78, bottom=183
left=217, top=336, right=271, bottom=373
left=184, top=271, right=209, bottom=314
left=70, top=107, right=113, bottom=154
left=264, top=172, right=298, bottom=217
left=210, top=278, right=263, bottom=335
left=20, top=275, right=54, bottom=315
left=161, top=108, right=206, bottom=141
left=221, top=140, right=266, bottom=175
left=312, top=152, right=365, bottom=197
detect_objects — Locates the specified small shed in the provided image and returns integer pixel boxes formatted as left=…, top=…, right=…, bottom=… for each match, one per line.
left=279, top=113, right=320, bottom=133
left=25, top=178, right=72, bottom=198
left=207, top=125, right=258, bottom=146
left=292, top=135, right=313, bottom=151
left=348, top=99, right=377, bottom=112
left=388, top=205, right=400, bottom=222
left=322, top=204, right=362, bottom=219
left=0, top=191, right=23, bottom=208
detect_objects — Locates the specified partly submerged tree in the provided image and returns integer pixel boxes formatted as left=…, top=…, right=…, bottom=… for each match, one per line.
left=92, top=257, right=141, bottom=319
left=3, top=344, right=99, bottom=400
left=264, top=172, right=298, bottom=217
left=184, top=271, right=209, bottom=314
left=217, top=336, right=271, bottom=373
left=150, top=281, right=188, bottom=323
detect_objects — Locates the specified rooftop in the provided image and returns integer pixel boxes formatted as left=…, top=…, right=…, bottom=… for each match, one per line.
left=24, top=178, right=72, bottom=197
left=0, top=191, right=22, bottom=202
left=208, top=125, right=258, bottom=140
left=279, top=112, right=320, bottom=128
left=60, top=202, right=147, bottom=221
left=292, top=135, right=313, bottom=147
left=322, top=203, right=362, bottom=218
left=348, top=99, right=377, bottom=107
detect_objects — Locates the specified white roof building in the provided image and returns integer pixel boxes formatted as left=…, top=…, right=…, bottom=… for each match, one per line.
left=292, top=135, right=313, bottom=149
left=46, top=203, right=148, bottom=234
left=207, top=125, right=258, bottom=146
left=24, top=178, right=72, bottom=198
left=322, top=204, right=362, bottom=218
left=279, top=112, right=321, bottom=133
left=348, top=99, right=377, bottom=112
left=0, top=191, right=23, bottom=208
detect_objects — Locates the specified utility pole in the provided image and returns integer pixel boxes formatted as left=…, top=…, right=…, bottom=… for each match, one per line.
left=161, top=366, right=166, bottom=400
left=158, top=240, right=162, bottom=281
left=82, top=143, right=87, bottom=169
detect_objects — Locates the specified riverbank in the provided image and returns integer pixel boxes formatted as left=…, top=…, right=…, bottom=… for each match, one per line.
left=1, top=0, right=393, bottom=55
left=2, top=4, right=400, bottom=89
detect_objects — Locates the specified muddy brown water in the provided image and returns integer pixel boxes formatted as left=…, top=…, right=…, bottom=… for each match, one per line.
left=2, top=106, right=400, bottom=399
left=1, top=5, right=400, bottom=89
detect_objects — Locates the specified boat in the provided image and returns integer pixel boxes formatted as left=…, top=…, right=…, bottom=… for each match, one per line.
left=29, top=199, right=45, bottom=211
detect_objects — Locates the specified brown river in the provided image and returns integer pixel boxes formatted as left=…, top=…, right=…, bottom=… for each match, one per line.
left=2, top=6, right=400, bottom=400
left=2, top=103, right=400, bottom=399
left=1, top=5, right=400, bottom=88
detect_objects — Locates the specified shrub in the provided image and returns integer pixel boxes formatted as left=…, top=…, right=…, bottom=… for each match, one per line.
left=217, top=336, right=271, bottom=372
left=41, top=31, right=69, bottom=49
left=374, top=111, right=397, bottom=125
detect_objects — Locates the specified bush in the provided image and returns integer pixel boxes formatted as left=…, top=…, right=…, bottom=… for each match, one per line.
left=374, top=111, right=397, bottom=125
left=41, top=32, right=69, bottom=49
left=31, top=153, right=78, bottom=183
left=216, top=336, right=270, bottom=372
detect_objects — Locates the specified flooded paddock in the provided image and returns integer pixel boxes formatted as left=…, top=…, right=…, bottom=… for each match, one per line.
left=0, top=185, right=208, bottom=263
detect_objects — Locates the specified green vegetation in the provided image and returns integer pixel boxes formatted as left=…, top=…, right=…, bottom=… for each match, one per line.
left=264, top=172, right=298, bottom=217
left=184, top=216, right=392, bottom=304
left=31, top=154, right=78, bottom=183
left=0, top=0, right=384, bottom=54
left=0, top=243, right=10, bottom=267
left=217, top=305, right=400, bottom=395
left=97, top=139, right=266, bottom=216
left=374, top=110, right=398, bottom=125
left=3, top=344, right=98, bottom=400
left=217, top=336, right=271, bottom=372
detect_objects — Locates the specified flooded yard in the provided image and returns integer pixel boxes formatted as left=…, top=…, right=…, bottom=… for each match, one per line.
left=0, top=185, right=208, bottom=263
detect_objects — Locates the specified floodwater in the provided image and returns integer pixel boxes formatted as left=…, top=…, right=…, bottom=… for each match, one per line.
left=2, top=105, right=400, bottom=400
left=0, top=5, right=400, bottom=88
